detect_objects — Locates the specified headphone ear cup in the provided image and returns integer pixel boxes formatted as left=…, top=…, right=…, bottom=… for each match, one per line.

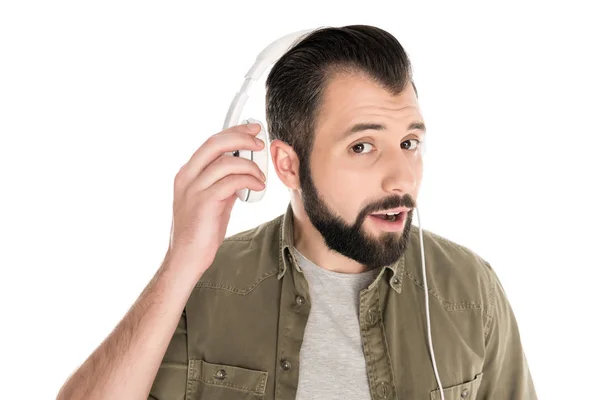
left=242, top=118, right=269, bottom=202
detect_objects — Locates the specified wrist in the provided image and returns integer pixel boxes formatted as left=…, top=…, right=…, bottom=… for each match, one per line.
left=161, top=248, right=211, bottom=284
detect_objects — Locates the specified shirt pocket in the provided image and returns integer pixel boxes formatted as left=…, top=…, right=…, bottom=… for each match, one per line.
left=186, top=358, right=268, bottom=400
left=430, top=372, right=483, bottom=400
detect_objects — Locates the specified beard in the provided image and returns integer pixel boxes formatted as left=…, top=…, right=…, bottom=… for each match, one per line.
left=299, top=163, right=415, bottom=271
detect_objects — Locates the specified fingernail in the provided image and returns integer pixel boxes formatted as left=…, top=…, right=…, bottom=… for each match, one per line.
left=261, top=170, right=266, bottom=181
left=247, top=123, right=261, bottom=132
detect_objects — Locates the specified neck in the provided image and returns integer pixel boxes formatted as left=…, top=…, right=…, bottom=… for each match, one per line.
left=290, top=196, right=368, bottom=274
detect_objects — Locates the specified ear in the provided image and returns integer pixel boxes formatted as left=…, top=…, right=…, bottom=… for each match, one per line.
left=270, top=139, right=301, bottom=190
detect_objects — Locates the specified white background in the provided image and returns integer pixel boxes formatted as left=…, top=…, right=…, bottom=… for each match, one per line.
left=1, top=1, right=598, bottom=399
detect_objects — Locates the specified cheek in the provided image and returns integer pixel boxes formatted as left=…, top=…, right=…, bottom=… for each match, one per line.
left=319, top=168, right=376, bottom=216
left=412, top=158, right=424, bottom=192
left=310, top=150, right=378, bottom=216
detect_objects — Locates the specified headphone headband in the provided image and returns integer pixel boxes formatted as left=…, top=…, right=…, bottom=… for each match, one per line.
left=223, top=28, right=316, bottom=129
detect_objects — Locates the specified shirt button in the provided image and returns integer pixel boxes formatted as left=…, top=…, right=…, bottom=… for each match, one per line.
left=461, top=388, right=469, bottom=398
left=295, top=295, right=305, bottom=305
left=375, top=381, right=390, bottom=399
left=391, top=276, right=400, bottom=286
left=366, top=308, right=378, bottom=325
left=281, top=360, right=292, bottom=370
left=214, top=369, right=227, bottom=380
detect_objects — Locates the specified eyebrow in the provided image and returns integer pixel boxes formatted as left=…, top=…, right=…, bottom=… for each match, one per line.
left=342, top=121, right=427, bottom=139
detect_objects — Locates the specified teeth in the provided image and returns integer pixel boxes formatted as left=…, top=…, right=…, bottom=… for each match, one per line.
left=385, top=212, right=400, bottom=216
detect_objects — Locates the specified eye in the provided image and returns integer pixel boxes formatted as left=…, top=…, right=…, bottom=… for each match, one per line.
left=401, top=139, right=421, bottom=151
left=351, top=142, right=374, bottom=154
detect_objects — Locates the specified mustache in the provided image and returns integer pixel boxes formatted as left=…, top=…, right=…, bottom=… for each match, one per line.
left=355, top=194, right=416, bottom=226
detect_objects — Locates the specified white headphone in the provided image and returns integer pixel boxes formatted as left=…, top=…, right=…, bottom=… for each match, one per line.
left=222, top=28, right=315, bottom=203
left=222, top=27, right=445, bottom=399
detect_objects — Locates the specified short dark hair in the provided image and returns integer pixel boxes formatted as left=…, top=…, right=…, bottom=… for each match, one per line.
left=265, top=24, right=417, bottom=173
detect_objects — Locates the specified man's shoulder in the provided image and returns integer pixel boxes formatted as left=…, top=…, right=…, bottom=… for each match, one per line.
left=406, top=225, right=498, bottom=312
left=194, top=213, right=284, bottom=293
left=409, top=225, right=491, bottom=269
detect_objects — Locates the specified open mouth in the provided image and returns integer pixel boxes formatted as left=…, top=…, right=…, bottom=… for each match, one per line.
left=370, top=211, right=402, bottom=222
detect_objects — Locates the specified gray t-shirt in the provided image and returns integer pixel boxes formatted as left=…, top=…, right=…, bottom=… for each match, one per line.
left=292, top=246, right=380, bottom=400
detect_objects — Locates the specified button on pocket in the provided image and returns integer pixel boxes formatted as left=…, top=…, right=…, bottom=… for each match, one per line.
left=187, top=359, right=268, bottom=399
left=214, top=369, right=227, bottom=380
left=429, top=373, right=483, bottom=400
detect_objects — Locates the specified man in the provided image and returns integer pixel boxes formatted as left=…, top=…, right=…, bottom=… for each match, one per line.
left=56, top=25, right=537, bottom=399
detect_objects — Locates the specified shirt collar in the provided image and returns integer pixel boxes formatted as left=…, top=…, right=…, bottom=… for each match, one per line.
left=277, top=202, right=405, bottom=294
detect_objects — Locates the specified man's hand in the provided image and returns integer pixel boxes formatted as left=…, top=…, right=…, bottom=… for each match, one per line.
left=55, top=123, right=267, bottom=400
left=168, top=122, right=266, bottom=274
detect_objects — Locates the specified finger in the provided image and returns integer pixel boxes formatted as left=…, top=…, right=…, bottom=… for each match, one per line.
left=187, top=153, right=266, bottom=194
left=204, top=174, right=266, bottom=202
left=187, top=123, right=262, bottom=167
left=176, top=126, right=264, bottom=189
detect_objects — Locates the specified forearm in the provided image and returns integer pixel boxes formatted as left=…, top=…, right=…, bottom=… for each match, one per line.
left=56, top=252, right=203, bottom=400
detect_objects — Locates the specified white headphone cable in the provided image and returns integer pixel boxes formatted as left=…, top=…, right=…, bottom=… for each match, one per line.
left=415, top=206, right=445, bottom=400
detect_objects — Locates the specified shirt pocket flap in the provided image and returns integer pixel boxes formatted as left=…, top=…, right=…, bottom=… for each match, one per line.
left=194, top=359, right=268, bottom=396
left=430, top=373, right=483, bottom=400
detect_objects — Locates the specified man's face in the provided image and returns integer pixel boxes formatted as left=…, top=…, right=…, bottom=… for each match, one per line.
left=299, top=72, right=425, bottom=270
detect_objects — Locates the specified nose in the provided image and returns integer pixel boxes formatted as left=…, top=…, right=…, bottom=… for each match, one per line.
left=381, top=148, right=418, bottom=195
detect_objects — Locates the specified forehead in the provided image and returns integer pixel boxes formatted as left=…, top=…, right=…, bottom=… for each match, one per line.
left=315, top=71, right=422, bottom=138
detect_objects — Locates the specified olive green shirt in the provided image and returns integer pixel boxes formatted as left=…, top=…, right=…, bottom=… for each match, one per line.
left=149, top=203, right=537, bottom=399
